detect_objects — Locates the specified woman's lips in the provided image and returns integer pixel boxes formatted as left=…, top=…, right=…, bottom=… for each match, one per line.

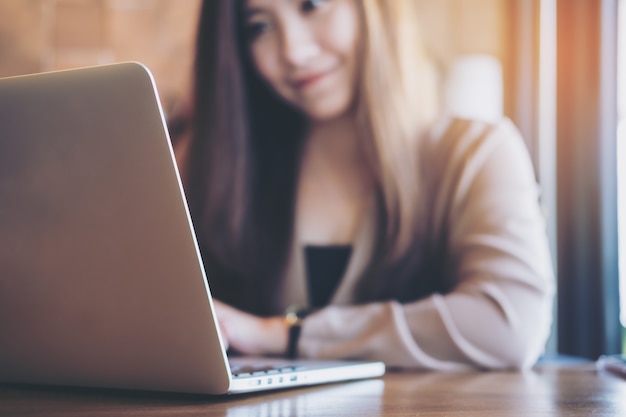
left=292, top=69, right=334, bottom=90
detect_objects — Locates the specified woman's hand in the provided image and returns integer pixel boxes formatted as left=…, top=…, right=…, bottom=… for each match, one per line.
left=212, top=300, right=288, bottom=356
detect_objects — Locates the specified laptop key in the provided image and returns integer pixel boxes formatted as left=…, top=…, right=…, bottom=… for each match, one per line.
left=231, top=365, right=299, bottom=378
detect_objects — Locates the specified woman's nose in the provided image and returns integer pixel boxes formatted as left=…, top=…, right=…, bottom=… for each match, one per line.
left=279, top=23, right=321, bottom=68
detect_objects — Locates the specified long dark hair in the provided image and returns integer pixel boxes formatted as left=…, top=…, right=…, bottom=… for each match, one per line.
left=185, top=0, right=305, bottom=315
left=184, top=0, right=443, bottom=315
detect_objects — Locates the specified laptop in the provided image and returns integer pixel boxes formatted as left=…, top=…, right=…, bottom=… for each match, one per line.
left=0, top=62, right=385, bottom=394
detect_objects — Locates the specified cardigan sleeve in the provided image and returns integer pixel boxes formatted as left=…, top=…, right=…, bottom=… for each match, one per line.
left=297, top=118, right=555, bottom=370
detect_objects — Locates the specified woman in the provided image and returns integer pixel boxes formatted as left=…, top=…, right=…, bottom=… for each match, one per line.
left=175, top=0, right=554, bottom=370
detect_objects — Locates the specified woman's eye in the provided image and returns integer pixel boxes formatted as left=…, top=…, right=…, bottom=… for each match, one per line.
left=245, top=21, right=270, bottom=41
left=301, top=0, right=328, bottom=13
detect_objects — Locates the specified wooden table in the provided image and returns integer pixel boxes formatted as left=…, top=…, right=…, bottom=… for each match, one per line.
left=1, top=363, right=625, bottom=416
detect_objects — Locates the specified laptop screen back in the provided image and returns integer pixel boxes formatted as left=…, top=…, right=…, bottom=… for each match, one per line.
left=0, top=63, right=231, bottom=394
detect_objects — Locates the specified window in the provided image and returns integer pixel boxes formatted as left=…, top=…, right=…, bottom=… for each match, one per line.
left=507, top=0, right=621, bottom=358
left=618, top=0, right=626, bottom=352
left=554, top=0, right=620, bottom=358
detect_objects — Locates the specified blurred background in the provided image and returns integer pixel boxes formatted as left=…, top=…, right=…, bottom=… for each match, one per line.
left=0, top=0, right=624, bottom=359
left=0, top=0, right=508, bottom=121
left=0, top=0, right=199, bottom=120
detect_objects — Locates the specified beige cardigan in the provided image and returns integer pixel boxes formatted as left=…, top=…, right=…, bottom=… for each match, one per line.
left=280, top=117, right=555, bottom=370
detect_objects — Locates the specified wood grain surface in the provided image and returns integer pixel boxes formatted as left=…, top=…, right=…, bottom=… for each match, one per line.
left=1, top=363, right=625, bottom=416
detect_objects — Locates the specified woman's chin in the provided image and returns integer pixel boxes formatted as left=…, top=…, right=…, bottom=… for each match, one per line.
left=300, top=102, right=352, bottom=123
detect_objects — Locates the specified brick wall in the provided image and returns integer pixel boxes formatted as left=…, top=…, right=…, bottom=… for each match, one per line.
left=0, top=0, right=200, bottom=116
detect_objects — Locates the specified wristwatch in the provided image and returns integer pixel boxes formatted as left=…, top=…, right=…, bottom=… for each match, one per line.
left=284, top=306, right=312, bottom=359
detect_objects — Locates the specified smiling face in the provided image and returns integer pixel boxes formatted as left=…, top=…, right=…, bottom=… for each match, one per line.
left=242, top=0, right=361, bottom=122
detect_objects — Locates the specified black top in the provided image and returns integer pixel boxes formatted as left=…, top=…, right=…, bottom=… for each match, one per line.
left=304, top=245, right=353, bottom=308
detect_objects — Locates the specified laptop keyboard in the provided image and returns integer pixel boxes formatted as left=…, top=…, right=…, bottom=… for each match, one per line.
left=230, top=364, right=304, bottom=378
